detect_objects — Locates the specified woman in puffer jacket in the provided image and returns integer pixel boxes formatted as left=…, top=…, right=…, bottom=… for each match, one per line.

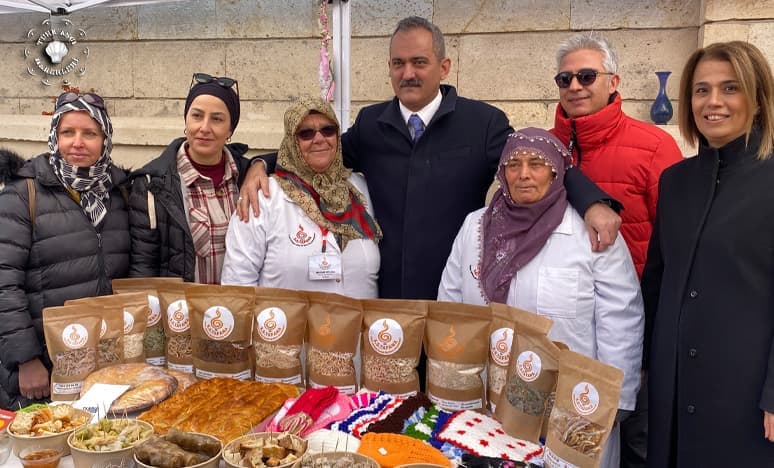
left=0, top=92, right=130, bottom=409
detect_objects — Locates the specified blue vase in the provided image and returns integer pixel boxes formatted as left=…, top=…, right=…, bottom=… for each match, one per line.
left=650, top=71, right=673, bottom=125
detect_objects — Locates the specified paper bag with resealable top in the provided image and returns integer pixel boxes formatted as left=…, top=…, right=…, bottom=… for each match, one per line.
left=305, top=291, right=362, bottom=395
left=68, top=292, right=149, bottom=364
left=187, top=284, right=255, bottom=380
left=361, top=298, right=427, bottom=397
left=252, top=287, right=308, bottom=388
left=112, top=277, right=184, bottom=367
left=157, top=282, right=200, bottom=374
left=63, top=298, right=124, bottom=369
left=43, top=305, right=102, bottom=401
left=425, top=301, right=491, bottom=412
left=543, top=349, right=623, bottom=468
left=494, top=305, right=560, bottom=444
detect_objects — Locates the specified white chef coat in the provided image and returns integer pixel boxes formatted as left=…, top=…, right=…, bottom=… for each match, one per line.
left=438, top=205, right=643, bottom=411
left=221, top=173, right=380, bottom=299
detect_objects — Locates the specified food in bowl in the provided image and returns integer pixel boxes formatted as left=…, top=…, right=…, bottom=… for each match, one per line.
left=8, top=405, right=91, bottom=456
left=18, top=446, right=64, bottom=468
left=299, top=452, right=379, bottom=468
left=134, top=430, right=221, bottom=468
left=223, top=432, right=306, bottom=468
left=69, top=419, right=153, bottom=451
left=0, top=431, right=11, bottom=464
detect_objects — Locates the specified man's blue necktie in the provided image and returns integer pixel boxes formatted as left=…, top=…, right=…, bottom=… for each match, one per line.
left=408, top=114, right=425, bottom=143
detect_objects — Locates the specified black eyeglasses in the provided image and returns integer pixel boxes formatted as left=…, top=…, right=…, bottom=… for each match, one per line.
left=296, top=125, right=338, bottom=141
left=554, top=69, right=614, bottom=88
left=55, top=92, right=106, bottom=110
left=190, top=73, right=239, bottom=96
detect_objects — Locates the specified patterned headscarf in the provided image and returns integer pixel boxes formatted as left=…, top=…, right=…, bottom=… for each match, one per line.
left=275, top=96, right=382, bottom=251
left=48, top=95, right=114, bottom=227
left=480, top=128, right=571, bottom=304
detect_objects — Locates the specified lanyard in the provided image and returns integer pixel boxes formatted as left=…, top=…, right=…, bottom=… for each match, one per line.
left=319, top=226, right=329, bottom=253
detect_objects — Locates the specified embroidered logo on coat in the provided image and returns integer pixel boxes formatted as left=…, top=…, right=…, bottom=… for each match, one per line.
left=469, top=263, right=481, bottom=280
left=289, top=224, right=315, bottom=246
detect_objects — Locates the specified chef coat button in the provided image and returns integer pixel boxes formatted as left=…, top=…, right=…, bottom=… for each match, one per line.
left=687, top=405, right=696, bottom=414
left=688, top=348, right=697, bottom=358
left=336, top=279, right=341, bottom=283
left=689, top=290, right=698, bottom=298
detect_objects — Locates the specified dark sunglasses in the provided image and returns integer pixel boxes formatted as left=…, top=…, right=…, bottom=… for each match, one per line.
left=554, top=68, right=614, bottom=88
left=190, top=72, right=239, bottom=96
left=55, top=92, right=106, bottom=110
left=296, top=125, right=338, bottom=141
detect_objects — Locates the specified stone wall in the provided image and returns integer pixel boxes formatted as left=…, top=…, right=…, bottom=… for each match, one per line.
left=0, top=0, right=771, bottom=168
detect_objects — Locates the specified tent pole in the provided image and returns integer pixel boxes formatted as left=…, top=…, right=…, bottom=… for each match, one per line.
left=331, top=0, right=350, bottom=131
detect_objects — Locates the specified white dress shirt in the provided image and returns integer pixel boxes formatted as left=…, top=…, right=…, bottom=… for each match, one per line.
left=221, top=173, right=380, bottom=299
left=438, top=205, right=644, bottom=411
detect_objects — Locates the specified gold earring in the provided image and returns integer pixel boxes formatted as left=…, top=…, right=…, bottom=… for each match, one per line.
left=184, top=128, right=188, bottom=135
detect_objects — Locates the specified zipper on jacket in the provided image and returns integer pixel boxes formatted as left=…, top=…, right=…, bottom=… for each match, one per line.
left=569, top=119, right=582, bottom=167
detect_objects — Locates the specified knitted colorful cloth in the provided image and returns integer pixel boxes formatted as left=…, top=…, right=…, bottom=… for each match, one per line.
left=367, top=392, right=432, bottom=434
left=403, top=407, right=427, bottom=432
left=351, top=395, right=404, bottom=438
left=461, top=453, right=539, bottom=467
left=267, top=391, right=352, bottom=437
left=350, top=390, right=378, bottom=409
left=437, top=410, right=543, bottom=463
left=357, top=432, right=451, bottom=468
left=404, top=404, right=439, bottom=441
left=276, top=386, right=339, bottom=434
left=330, top=392, right=396, bottom=435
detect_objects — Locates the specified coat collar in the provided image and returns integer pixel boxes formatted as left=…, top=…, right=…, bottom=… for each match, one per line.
left=552, top=93, right=624, bottom=153
left=697, top=128, right=763, bottom=169
left=377, top=84, right=459, bottom=141
left=21, top=153, right=127, bottom=188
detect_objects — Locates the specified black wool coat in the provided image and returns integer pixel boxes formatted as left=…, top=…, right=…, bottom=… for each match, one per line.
left=642, top=131, right=774, bottom=467
left=128, top=137, right=251, bottom=282
left=0, top=151, right=130, bottom=409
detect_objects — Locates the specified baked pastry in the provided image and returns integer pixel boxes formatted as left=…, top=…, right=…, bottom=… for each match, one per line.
left=138, top=378, right=299, bottom=443
left=81, top=363, right=177, bottom=413
left=166, top=369, right=198, bottom=394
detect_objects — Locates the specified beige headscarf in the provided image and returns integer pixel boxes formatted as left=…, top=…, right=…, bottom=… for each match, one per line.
left=275, top=97, right=382, bottom=251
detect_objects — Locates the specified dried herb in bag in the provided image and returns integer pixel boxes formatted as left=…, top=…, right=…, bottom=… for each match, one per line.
left=425, top=301, right=490, bottom=411
left=43, top=306, right=101, bottom=401
left=361, top=298, right=427, bottom=396
left=112, top=277, right=184, bottom=367
left=157, top=282, right=198, bottom=374
left=495, top=305, right=559, bottom=443
left=487, top=302, right=519, bottom=413
left=305, top=291, right=362, bottom=395
left=544, top=349, right=623, bottom=468
left=253, top=287, right=308, bottom=387
left=63, top=299, right=124, bottom=369
left=187, top=285, right=255, bottom=380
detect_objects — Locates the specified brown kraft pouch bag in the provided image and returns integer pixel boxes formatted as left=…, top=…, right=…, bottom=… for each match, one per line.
left=112, top=277, right=183, bottom=366
left=486, top=302, right=522, bottom=414
left=63, top=298, right=124, bottom=369
left=425, top=301, right=491, bottom=411
left=157, top=282, right=198, bottom=374
left=305, top=291, right=362, bottom=395
left=361, top=298, right=427, bottom=396
left=43, top=306, right=101, bottom=401
left=495, top=305, right=559, bottom=443
left=69, top=292, right=149, bottom=363
left=253, top=287, right=308, bottom=387
left=544, top=349, right=623, bottom=468
left=187, top=285, right=255, bottom=380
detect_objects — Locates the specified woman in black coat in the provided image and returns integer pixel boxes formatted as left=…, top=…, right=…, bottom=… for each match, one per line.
left=643, top=41, right=774, bottom=467
left=0, top=93, right=129, bottom=409
left=129, top=73, right=251, bottom=284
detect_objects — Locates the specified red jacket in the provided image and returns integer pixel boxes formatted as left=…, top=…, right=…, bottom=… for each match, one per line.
left=552, top=94, right=682, bottom=277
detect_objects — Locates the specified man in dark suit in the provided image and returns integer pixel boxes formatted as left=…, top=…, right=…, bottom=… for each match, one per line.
left=238, top=16, right=620, bottom=300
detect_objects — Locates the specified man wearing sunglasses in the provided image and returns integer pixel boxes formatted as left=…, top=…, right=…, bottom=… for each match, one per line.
left=240, top=17, right=621, bottom=302
left=550, top=33, right=683, bottom=468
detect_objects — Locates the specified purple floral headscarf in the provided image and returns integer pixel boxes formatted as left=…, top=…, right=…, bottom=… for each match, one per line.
left=479, top=127, right=571, bottom=304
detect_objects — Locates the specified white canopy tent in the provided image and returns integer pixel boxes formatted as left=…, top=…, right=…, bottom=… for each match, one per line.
left=0, top=0, right=354, bottom=128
